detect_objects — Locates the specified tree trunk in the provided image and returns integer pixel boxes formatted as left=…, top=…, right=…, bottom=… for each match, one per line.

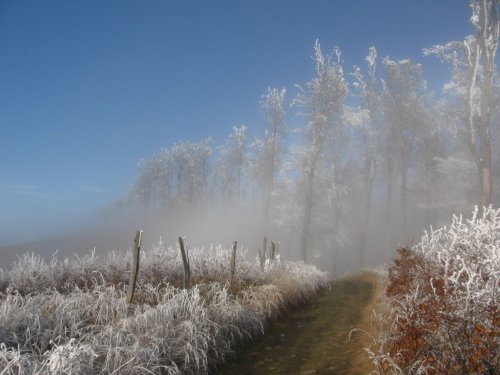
left=229, top=241, right=237, bottom=287
left=385, top=174, right=394, bottom=260
left=300, top=170, right=315, bottom=264
left=331, top=199, right=341, bottom=276
left=400, top=154, right=409, bottom=240
left=358, top=151, right=375, bottom=269
left=300, top=206, right=311, bottom=264
left=359, top=179, right=373, bottom=269
left=263, top=129, right=278, bottom=231
left=480, top=165, right=492, bottom=208
left=479, top=141, right=492, bottom=209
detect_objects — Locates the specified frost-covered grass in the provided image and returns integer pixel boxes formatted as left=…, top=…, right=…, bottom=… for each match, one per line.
left=0, top=241, right=328, bottom=374
left=366, top=207, right=500, bottom=374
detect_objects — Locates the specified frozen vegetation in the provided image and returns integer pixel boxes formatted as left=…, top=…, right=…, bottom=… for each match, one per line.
left=0, top=242, right=327, bottom=374
left=106, top=0, right=500, bottom=276
left=0, top=1, right=498, bottom=373
left=367, top=207, right=500, bottom=374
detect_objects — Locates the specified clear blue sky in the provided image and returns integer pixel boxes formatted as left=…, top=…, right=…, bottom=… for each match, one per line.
left=0, top=0, right=471, bottom=245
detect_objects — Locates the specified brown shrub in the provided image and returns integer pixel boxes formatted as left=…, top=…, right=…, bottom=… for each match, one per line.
left=383, top=245, right=499, bottom=374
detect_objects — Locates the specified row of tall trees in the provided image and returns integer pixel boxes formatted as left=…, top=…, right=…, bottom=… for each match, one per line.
left=425, top=0, right=499, bottom=210
left=116, top=0, right=498, bottom=269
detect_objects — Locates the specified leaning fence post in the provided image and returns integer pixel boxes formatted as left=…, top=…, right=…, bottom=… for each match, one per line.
left=258, top=249, right=265, bottom=271
left=126, top=229, right=143, bottom=305
left=258, top=248, right=264, bottom=271
left=258, top=236, right=268, bottom=271
left=178, top=236, right=190, bottom=289
left=229, top=241, right=237, bottom=287
left=262, top=236, right=268, bottom=260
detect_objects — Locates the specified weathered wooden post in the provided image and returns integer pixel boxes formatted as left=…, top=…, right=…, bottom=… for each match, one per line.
left=178, top=236, right=190, bottom=289
left=126, top=229, right=143, bottom=305
left=271, top=241, right=276, bottom=261
left=262, top=236, right=268, bottom=259
left=229, top=241, right=237, bottom=287
left=258, top=236, right=268, bottom=271
left=258, top=248, right=264, bottom=271
left=258, top=249, right=265, bottom=271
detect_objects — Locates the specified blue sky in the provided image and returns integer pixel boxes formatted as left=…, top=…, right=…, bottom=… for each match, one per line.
left=0, top=0, right=472, bottom=245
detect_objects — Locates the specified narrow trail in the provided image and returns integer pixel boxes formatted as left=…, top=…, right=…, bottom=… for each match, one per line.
left=216, top=276, right=374, bottom=375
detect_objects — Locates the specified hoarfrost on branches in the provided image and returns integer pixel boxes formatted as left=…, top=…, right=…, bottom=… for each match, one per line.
left=369, top=207, right=500, bottom=373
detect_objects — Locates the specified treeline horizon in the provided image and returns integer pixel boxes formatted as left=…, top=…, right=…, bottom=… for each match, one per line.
left=105, top=1, right=499, bottom=274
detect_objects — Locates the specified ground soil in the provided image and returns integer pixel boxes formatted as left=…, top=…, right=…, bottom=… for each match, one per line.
left=215, top=274, right=375, bottom=375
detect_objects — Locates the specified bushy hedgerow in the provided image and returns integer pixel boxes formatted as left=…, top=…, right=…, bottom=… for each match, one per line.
left=368, top=207, right=500, bottom=374
left=0, top=242, right=328, bottom=374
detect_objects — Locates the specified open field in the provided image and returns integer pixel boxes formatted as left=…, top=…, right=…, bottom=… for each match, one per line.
left=0, top=241, right=328, bottom=374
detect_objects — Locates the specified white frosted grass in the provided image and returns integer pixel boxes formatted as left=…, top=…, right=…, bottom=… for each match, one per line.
left=0, top=242, right=270, bottom=296
left=0, top=242, right=328, bottom=374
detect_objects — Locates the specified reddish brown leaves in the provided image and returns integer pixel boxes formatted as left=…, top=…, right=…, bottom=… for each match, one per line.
left=384, top=246, right=499, bottom=374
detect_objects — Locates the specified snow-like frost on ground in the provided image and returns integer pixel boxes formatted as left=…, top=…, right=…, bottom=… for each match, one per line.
left=0, top=243, right=327, bottom=374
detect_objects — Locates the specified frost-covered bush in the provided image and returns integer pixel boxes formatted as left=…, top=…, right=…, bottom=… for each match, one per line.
left=0, top=242, right=328, bottom=374
left=368, top=207, right=500, bottom=374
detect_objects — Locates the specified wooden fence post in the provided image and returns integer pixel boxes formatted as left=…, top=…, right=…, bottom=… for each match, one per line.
left=258, top=248, right=263, bottom=271
left=126, top=229, right=143, bottom=305
left=259, top=236, right=268, bottom=271
left=229, top=241, right=237, bottom=287
left=271, top=241, right=276, bottom=261
left=178, top=236, right=191, bottom=289
left=263, top=236, right=268, bottom=260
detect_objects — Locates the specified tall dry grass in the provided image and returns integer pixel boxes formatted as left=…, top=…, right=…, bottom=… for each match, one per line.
left=0, top=240, right=328, bottom=374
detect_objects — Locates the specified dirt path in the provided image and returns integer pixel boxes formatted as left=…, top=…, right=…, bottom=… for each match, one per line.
left=215, top=276, right=374, bottom=375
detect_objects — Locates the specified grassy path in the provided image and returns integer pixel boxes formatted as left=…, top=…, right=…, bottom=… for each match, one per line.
left=215, top=276, right=374, bottom=375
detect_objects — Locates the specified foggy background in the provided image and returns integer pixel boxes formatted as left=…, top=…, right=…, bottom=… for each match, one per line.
left=1, top=1, right=498, bottom=277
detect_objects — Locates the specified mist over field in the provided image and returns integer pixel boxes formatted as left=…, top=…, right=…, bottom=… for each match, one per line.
left=1, top=1, right=498, bottom=278
left=1, top=2, right=499, bottom=374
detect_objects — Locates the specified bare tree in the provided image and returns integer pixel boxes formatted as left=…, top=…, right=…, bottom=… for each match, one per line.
left=128, top=139, right=212, bottom=211
left=425, top=0, right=499, bottom=209
left=382, top=57, right=427, bottom=239
left=294, top=40, right=347, bottom=263
left=129, top=149, right=171, bottom=212
left=171, top=139, right=212, bottom=206
left=214, top=126, right=247, bottom=203
left=351, top=47, right=379, bottom=268
left=258, top=87, right=287, bottom=230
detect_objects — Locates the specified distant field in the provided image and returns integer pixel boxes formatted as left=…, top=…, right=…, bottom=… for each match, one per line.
left=0, top=229, right=134, bottom=268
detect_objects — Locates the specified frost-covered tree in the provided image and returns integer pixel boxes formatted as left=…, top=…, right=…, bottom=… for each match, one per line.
left=171, top=139, right=212, bottom=206
left=254, top=87, right=287, bottom=230
left=294, top=41, right=348, bottom=263
left=129, top=148, right=172, bottom=212
left=214, top=126, right=247, bottom=203
left=424, top=0, right=499, bottom=209
left=382, top=57, right=428, bottom=239
left=128, top=139, right=212, bottom=211
left=351, top=47, right=380, bottom=267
